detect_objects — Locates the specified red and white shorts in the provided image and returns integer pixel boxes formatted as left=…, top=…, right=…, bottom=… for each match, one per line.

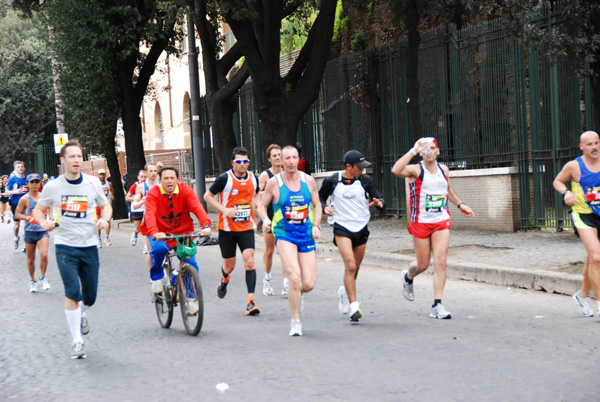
left=407, top=219, right=452, bottom=239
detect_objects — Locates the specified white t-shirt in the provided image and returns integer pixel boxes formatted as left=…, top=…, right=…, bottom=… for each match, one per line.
left=38, top=173, right=108, bottom=247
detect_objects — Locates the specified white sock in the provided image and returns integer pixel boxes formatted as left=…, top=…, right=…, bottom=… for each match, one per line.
left=65, top=307, right=83, bottom=344
left=283, top=278, right=289, bottom=286
left=265, top=273, right=272, bottom=281
left=350, top=301, right=359, bottom=311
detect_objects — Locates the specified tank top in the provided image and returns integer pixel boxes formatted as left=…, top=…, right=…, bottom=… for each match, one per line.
left=100, top=180, right=111, bottom=204
left=24, top=195, right=45, bottom=232
left=265, top=169, right=275, bottom=220
left=572, top=156, right=600, bottom=215
left=272, top=172, right=314, bottom=240
left=409, top=161, right=450, bottom=223
left=331, top=172, right=371, bottom=232
left=130, top=181, right=147, bottom=213
left=217, top=170, right=258, bottom=232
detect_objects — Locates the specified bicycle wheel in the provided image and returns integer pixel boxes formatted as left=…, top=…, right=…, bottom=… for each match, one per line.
left=177, top=263, right=204, bottom=335
left=155, top=270, right=173, bottom=328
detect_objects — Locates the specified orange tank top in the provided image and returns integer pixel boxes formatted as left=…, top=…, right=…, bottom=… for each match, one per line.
left=217, top=170, right=258, bottom=232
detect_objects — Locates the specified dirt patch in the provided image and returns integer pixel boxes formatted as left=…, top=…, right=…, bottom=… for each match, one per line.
left=555, top=262, right=585, bottom=275
left=394, top=244, right=512, bottom=256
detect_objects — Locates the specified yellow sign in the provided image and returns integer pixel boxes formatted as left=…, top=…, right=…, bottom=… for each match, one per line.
left=54, top=133, right=69, bottom=153
left=56, top=135, right=66, bottom=145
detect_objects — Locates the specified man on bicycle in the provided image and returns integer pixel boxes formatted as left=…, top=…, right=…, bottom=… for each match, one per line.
left=140, top=167, right=212, bottom=297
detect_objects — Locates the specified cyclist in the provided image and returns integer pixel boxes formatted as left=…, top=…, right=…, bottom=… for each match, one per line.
left=140, top=166, right=211, bottom=303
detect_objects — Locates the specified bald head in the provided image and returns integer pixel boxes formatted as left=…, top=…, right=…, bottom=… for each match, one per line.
left=580, top=131, right=599, bottom=143
left=580, top=131, right=600, bottom=159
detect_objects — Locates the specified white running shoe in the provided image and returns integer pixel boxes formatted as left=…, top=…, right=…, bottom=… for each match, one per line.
left=289, top=318, right=302, bottom=336
left=130, top=232, right=138, bottom=246
left=71, top=342, right=86, bottom=359
left=81, top=313, right=90, bottom=335
left=338, top=285, right=349, bottom=314
left=186, top=300, right=199, bottom=316
left=349, top=302, right=362, bottom=322
left=430, top=303, right=452, bottom=319
left=263, top=277, right=274, bottom=296
left=39, top=276, right=51, bottom=291
left=401, top=269, right=415, bottom=301
left=151, top=279, right=164, bottom=294
left=281, top=279, right=289, bottom=296
left=103, top=236, right=112, bottom=246
left=572, top=290, right=594, bottom=317
left=142, top=244, right=148, bottom=254
left=98, top=238, right=102, bottom=248
left=29, top=280, right=38, bottom=293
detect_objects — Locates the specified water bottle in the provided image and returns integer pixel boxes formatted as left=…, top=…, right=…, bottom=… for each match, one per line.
left=327, top=202, right=335, bottom=225
left=171, top=268, right=179, bottom=285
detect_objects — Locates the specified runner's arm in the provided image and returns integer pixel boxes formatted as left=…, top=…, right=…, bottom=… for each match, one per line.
left=392, top=138, right=427, bottom=179
left=553, top=160, right=577, bottom=207
left=361, top=175, right=385, bottom=209
left=318, top=174, right=336, bottom=215
left=256, top=178, right=276, bottom=232
left=444, top=166, right=474, bottom=218
left=32, top=201, right=54, bottom=231
left=132, top=183, right=145, bottom=210
left=307, top=176, right=323, bottom=239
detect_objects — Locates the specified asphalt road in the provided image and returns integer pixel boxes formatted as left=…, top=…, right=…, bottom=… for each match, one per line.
left=0, top=224, right=598, bottom=401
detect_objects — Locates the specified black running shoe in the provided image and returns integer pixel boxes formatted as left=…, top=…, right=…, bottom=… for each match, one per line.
left=216, top=276, right=229, bottom=299
left=245, top=300, right=260, bottom=316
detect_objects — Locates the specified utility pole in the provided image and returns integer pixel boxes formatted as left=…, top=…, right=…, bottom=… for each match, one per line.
left=186, top=12, right=207, bottom=208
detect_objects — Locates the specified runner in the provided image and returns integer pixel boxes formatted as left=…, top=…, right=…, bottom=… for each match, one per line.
left=392, top=137, right=475, bottom=319
left=257, top=145, right=322, bottom=336
left=0, top=175, right=10, bottom=223
left=33, top=140, right=112, bottom=359
left=319, top=150, right=384, bottom=321
left=139, top=166, right=211, bottom=298
left=133, top=163, right=160, bottom=255
left=6, top=160, right=27, bottom=251
left=257, top=144, right=288, bottom=296
left=553, top=130, right=600, bottom=318
left=15, top=173, right=50, bottom=293
left=126, top=169, right=147, bottom=247
left=96, top=169, right=114, bottom=247
left=204, top=146, right=262, bottom=316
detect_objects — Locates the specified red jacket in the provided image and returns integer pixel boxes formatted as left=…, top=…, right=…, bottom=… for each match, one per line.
left=140, top=182, right=211, bottom=237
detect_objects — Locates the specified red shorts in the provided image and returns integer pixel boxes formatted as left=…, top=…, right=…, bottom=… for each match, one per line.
left=408, top=219, right=452, bottom=239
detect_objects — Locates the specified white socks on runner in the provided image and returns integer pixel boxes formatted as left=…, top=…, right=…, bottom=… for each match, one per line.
left=65, top=307, right=83, bottom=344
left=265, top=273, right=272, bottom=281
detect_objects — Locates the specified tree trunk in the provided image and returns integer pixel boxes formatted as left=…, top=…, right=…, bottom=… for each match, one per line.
left=121, top=97, right=147, bottom=189
left=591, top=10, right=600, bottom=131
left=406, top=0, right=423, bottom=142
left=104, top=134, right=128, bottom=219
left=209, top=95, right=239, bottom=172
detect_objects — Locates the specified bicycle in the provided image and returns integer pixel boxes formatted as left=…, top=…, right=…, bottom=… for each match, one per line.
left=152, top=232, right=206, bottom=336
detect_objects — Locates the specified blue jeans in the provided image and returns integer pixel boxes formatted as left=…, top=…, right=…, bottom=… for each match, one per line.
left=55, top=245, right=99, bottom=305
left=148, top=237, right=199, bottom=281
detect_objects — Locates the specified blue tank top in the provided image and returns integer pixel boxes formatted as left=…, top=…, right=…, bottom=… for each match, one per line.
left=24, top=195, right=45, bottom=232
left=576, top=156, right=600, bottom=215
left=272, top=172, right=314, bottom=240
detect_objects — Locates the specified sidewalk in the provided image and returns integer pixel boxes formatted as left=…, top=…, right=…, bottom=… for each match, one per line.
left=115, top=213, right=586, bottom=296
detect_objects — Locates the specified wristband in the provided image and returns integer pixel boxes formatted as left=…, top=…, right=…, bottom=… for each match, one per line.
left=203, top=224, right=211, bottom=229
left=457, top=203, right=464, bottom=209
left=410, top=148, right=417, bottom=156
left=27, top=216, right=37, bottom=225
left=315, top=225, right=322, bottom=230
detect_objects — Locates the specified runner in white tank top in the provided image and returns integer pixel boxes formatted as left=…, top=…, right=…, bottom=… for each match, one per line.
left=392, top=137, right=475, bottom=319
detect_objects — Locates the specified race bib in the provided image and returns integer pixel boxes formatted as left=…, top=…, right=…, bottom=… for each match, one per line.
left=425, top=194, right=446, bottom=212
left=233, top=204, right=251, bottom=222
left=60, top=195, right=89, bottom=218
left=284, top=203, right=309, bottom=225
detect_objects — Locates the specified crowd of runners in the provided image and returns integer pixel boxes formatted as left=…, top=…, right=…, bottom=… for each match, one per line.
left=4, top=133, right=600, bottom=359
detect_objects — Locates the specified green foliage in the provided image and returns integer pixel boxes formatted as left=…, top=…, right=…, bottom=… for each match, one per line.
left=341, top=16, right=350, bottom=31
left=281, top=2, right=318, bottom=54
left=0, top=9, right=54, bottom=163
left=332, top=0, right=344, bottom=40
left=350, top=29, right=366, bottom=52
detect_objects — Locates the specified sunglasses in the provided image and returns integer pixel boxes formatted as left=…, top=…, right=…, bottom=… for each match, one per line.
left=233, top=159, right=249, bottom=164
left=29, top=180, right=41, bottom=183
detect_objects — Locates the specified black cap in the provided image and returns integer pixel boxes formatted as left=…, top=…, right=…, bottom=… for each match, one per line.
left=343, top=150, right=371, bottom=168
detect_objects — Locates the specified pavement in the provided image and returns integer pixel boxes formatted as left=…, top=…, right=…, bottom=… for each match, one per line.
left=116, top=212, right=588, bottom=297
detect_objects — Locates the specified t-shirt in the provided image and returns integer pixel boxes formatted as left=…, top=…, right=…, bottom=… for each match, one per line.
left=7, top=175, right=27, bottom=205
left=38, top=173, right=108, bottom=247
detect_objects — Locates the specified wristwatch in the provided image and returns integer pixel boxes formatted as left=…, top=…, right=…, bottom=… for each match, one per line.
left=561, top=188, right=569, bottom=195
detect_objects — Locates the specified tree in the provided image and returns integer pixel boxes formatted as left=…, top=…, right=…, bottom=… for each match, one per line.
left=0, top=9, right=55, bottom=164
left=219, top=0, right=338, bottom=151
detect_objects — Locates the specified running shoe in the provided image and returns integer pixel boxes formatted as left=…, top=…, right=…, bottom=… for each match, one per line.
left=216, top=275, right=229, bottom=299
left=81, top=313, right=90, bottom=335
left=263, top=277, right=274, bottom=296
left=151, top=279, right=164, bottom=294
left=401, top=269, right=415, bottom=301
left=103, top=236, right=112, bottom=247
left=289, top=318, right=302, bottom=336
left=98, top=238, right=102, bottom=248
left=245, top=300, right=260, bottom=315
left=572, top=290, right=594, bottom=317
left=186, top=300, right=199, bottom=316
left=21, top=247, right=25, bottom=253
left=130, top=232, right=138, bottom=246
left=282, top=279, right=289, bottom=296
left=39, top=276, right=51, bottom=291
left=142, top=244, right=148, bottom=254
left=71, top=342, right=86, bottom=359
left=430, top=303, right=452, bottom=319
left=29, top=280, right=38, bottom=293
left=14, top=235, right=19, bottom=250
left=338, top=285, right=349, bottom=314
left=349, top=302, right=362, bottom=322
left=1, top=216, right=3, bottom=223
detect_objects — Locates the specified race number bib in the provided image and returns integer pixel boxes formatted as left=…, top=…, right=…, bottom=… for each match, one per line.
left=425, top=194, right=446, bottom=213
left=233, top=204, right=251, bottom=222
left=60, top=195, right=89, bottom=218
left=284, top=203, right=309, bottom=225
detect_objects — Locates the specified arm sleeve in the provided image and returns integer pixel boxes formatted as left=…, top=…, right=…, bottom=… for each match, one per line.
left=318, top=174, right=337, bottom=208
left=93, top=178, right=108, bottom=206
left=184, top=185, right=212, bottom=227
left=361, top=175, right=385, bottom=209
left=38, top=182, right=54, bottom=207
left=208, top=172, right=228, bottom=195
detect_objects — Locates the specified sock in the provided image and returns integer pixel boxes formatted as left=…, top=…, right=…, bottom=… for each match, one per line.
left=221, top=266, right=229, bottom=279
left=283, top=278, right=289, bottom=286
left=350, top=301, right=359, bottom=311
left=65, top=307, right=83, bottom=344
left=245, top=269, right=257, bottom=293
left=432, top=299, right=442, bottom=307
left=405, top=273, right=413, bottom=284
left=265, top=273, right=272, bottom=281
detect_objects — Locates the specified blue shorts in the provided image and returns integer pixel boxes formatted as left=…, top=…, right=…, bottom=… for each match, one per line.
left=275, top=236, right=316, bottom=253
left=55, top=245, right=100, bottom=305
left=24, top=230, right=49, bottom=245
left=131, top=211, right=144, bottom=221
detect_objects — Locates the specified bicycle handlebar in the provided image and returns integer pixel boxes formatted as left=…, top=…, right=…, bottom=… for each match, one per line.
left=151, top=232, right=209, bottom=241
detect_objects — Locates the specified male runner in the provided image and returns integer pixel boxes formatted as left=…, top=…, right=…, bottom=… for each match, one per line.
left=126, top=169, right=147, bottom=247
left=133, top=163, right=160, bottom=255
left=553, top=130, right=600, bottom=318
left=258, top=144, right=288, bottom=296
left=204, top=146, right=262, bottom=316
left=33, top=140, right=112, bottom=359
left=15, top=173, right=50, bottom=293
left=96, top=169, right=114, bottom=247
left=6, top=160, right=27, bottom=250
left=319, top=150, right=384, bottom=321
left=392, top=137, right=474, bottom=319
left=257, top=145, right=322, bottom=336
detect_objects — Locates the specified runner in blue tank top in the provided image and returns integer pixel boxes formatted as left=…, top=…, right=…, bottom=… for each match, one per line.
left=257, top=145, right=322, bottom=336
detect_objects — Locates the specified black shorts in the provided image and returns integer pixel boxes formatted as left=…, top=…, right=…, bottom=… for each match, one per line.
left=333, top=223, right=370, bottom=248
left=218, top=229, right=255, bottom=259
left=10, top=202, right=20, bottom=221
left=571, top=211, right=600, bottom=237
left=131, top=211, right=144, bottom=221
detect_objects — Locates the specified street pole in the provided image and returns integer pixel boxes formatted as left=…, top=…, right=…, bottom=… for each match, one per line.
left=187, top=12, right=207, bottom=208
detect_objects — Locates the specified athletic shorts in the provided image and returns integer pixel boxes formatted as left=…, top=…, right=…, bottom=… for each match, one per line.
left=333, top=223, right=370, bottom=248
left=55, top=245, right=99, bottom=306
left=24, top=230, right=49, bottom=245
left=408, top=219, right=452, bottom=239
left=275, top=236, right=316, bottom=253
left=571, top=211, right=600, bottom=237
left=218, top=229, right=255, bottom=259
left=131, top=211, right=144, bottom=221
left=10, top=202, right=20, bottom=221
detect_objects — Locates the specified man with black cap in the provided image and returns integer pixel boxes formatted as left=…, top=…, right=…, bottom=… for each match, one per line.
left=319, top=150, right=384, bottom=322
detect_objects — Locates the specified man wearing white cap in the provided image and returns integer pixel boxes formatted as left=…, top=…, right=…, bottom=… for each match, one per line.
left=392, top=137, right=475, bottom=319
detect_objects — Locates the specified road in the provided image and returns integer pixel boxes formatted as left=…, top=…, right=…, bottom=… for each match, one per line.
left=0, top=223, right=598, bottom=401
